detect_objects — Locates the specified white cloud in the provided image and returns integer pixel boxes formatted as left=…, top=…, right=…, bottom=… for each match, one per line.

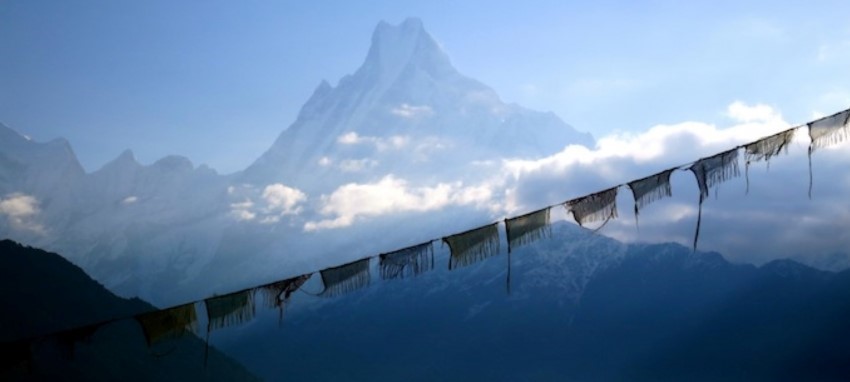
left=0, top=194, right=39, bottom=217
left=229, top=198, right=256, bottom=221
left=318, top=156, right=332, bottom=167
left=122, top=196, right=138, bottom=205
left=304, top=175, right=494, bottom=231
left=262, top=184, right=306, bottom=216
left=339, top=158, right=378, bottom=172
left=504, top=102, right=791, bottom=182
left=227, top=183, right=308, bottom=223
left=230, top=209, right=256, bottom=222
left=337, top=132, right=360, bottom=145
left=336, top=131, right=409, bottom=151
left=0, top=193, right=44, bottom=233
left=391, top=103, right=433, bottom=119
left=726, top=101, right=780, bottom=123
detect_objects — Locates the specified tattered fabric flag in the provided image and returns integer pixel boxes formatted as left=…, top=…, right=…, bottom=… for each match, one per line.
left=744, top=128, right=795, bottom=193
left=55, top=322, right=103, bottom=359
left=809, top=109, right=850, bottom=152
left=689, top=148, right=740, bottom=251
left=505, top=207, right=551, bottom=254
left=379, top=241, right=434, bottom=280
left=260, top=274, right=312, bottom=325
left=319, top=258, right=371, bottom=297
left=204, top=290, right=255, bottom=365
left=808, top=109, right=850, bottom=198
left=204, top=290, right=256, bottom=332
left=504, top=207, right=551, bottom=294
left=136, top=303, right=199, bottom=346
left=564, top=187, right=619, bottom=231
left=627, top=169, right=674, bottom=229
left=443, top=222, right=500, bottom=270
left=261, top=274, right=312, bottom=309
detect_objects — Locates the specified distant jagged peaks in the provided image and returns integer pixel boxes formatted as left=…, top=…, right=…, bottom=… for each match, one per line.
left=97, top=149, right=141, bottom=173
left=152, top=155, right=194, bottom=173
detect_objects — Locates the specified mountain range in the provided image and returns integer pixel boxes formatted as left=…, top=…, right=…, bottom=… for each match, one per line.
left=0, top=18, right=592, bottom=306
left=197, top=222, right=850, bottom=381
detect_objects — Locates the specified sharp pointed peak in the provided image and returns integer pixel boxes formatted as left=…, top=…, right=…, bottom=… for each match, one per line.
left=314, top=79, right=333, bottom=95
left=374, top=17, right=425, bottom=35
left=362, top=17, right=454, bottom=80
left=96, top=149, right=140, bottom=173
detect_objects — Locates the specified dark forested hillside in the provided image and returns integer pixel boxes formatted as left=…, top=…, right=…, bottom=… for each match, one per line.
left=0, top=239, right=259, bottom=381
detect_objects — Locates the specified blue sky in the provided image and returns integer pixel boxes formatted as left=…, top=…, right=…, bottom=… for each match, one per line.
left=2, top=1, right=849, bottom=173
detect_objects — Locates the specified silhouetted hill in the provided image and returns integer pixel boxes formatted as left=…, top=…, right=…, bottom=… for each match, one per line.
left=0, top=239, right=259, bottom=381
left=0, top=239, right=149, bottom=342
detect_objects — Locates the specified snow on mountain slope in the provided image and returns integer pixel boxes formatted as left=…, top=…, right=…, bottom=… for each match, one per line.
left=243, top=18, right=592, bottom=193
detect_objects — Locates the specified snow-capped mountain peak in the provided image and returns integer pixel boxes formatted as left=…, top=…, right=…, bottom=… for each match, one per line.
left=362, top=17, right=455, bottom=87
left=244, top=18, right=593, bottom=192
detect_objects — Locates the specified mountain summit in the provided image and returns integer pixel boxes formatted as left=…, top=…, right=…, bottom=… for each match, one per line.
left=244, top=18, right=592, bottom=192
left=365, top=18, right=455, bottom=88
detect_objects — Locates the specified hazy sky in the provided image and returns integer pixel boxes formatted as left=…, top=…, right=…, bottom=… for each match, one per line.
left=2, top=1, right=849, bottom=173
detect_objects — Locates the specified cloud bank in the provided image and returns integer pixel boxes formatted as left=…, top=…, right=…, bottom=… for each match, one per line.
left=304, top=175, right=494, bottom=231
left=303, top=101, right=850, bottom=267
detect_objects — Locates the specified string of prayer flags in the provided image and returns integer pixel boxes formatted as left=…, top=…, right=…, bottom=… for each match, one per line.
left=379, top=241, right=435, bottom=280
left=319, top=258, right=371, bottom=297
left=443, top=223, right=500, bottom=270
left=627, top=169, right=674, bottom=229
left=808, top=109, right=850, bottom=198
left=564, top=187, right=619, bottom=231
left=744, top=128, right=795, bottom=193
left=689, top=148, right=740, bottom=251
left=136, top=303, right=199, bottom=346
